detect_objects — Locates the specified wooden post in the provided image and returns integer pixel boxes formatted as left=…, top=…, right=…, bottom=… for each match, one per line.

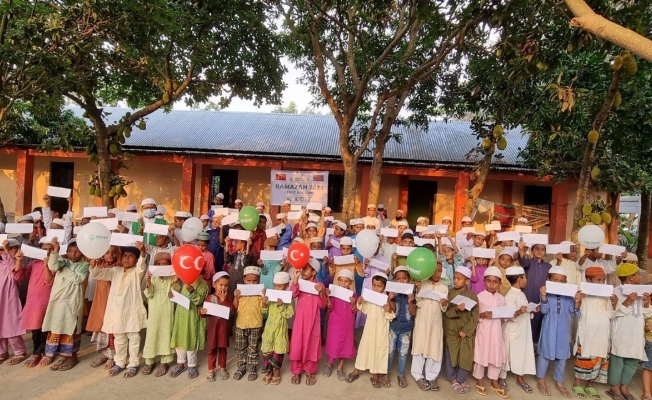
left=453, top=172, right=470, bottom=230
left=359, top=165, right=371, bottom=217
left=200, top=165, right=211, bottom=215
left=549, top=181, right=570, bottom=243
left=15, top=150, right=35, bottom=216
left=181, top=157, right=196, bottom=212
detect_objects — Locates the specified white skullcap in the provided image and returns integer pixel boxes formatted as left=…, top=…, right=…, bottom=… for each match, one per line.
left=474, top=230, right=487, bottom=237
left=417, top=217, right=427, bottom=223
left=200, top=214, right=209, bottom=220
left=393, top=266, right=409, bottom=274
left=397, top=220, right=409, bottom=227
left=243, top=266, right=261, bottom=276
left=255, top=206, right=263, bottom=211
left=377, top=204, right=384, bottom=209
left=307, top=257, right=320, bottom=273
left=175, top=211, right=191, bottom=218
left=276, top=213, right=287, bottom=219
left=340, top=237, right=353, bottom=246
left=5, top=239, right=20, bottom=247
left=484, top=266, right=503, bottom=279
left=549, top=266, right=567, bottom=276
left=324, top=207, right=332, bottom=212
left=283, top=200, right=291, bottom=205
left=126, top=205, right=138, bottom=211
left=455, top=266, right=472, bottom=279
left=156, top=205, right=166, bottom=214
left=212, top=271, right=229, bottom=283
left=141, top=198, right=156, bottom=207
left=506, top=266, right=525, bottom=276
left=215, top=193, right=224, bottom=199
left=462, top=216, right=472, bottom=222
left=273, top=271, right=291, bottom=284
left=517, top=217, right=528, bottom=223
left=306, top=223, right=317, bottom=230
left=625, top=253, right=638, bottom=262
left=17, top=215, right=34, bottom=222
left=396, top=209, right=404, bottom=214
left=367, top=204, right=376, bottom=210
left=293, top=237, right=305, bottom=244
left=350, top=218, right=363, bottom=226
left=337, top=269, right=354, bottom=281
left=52, top=218, right=66, bottom=226
left=499, top=249, right=515, bottom=258
left=256, top=201, right=264, bottom=207
left=372, top=271, right=388, bottom=281
left=404, top=229, right=414, bottom=235
left=310, top=237, right=322, bottom=244
left=335, top=221, right=347, bottom=230
left=234, top=199, right=243, bottom=204
left=442, top=216, right=452, bottom=222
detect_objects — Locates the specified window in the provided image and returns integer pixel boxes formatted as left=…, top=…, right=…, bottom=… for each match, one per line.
left=523, top=185, right=552, bottom=226
left=49, top=162, right=74, bottom=214
left=327, top=174, right=344, bottom=212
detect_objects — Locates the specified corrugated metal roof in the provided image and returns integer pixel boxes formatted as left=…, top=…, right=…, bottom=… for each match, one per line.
left=70, top=107, right=529, bottom=169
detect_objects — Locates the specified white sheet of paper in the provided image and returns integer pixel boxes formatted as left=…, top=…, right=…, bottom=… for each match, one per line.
left=461, top=227, right=475, bottom=233
left=237, top=284, right=264, bottom=296
left=326, top=228, right=334, bottom=236
left=290, top=205, right=303, bottom=211
left=329, top=284, right=354, bottom=302
left=65, top=211, right=73, bottom=218
left=385, top=281, right=414, bottom=295
left=212, top=207, right=229, bottom=217
left=116, top=212, right=141, bottom=222
left=417, top=289, right=444, bottom=301
left=369, top=258, right=389, bottom=271
left=59, top=244, right=68, bottom=255
left=306, top=202, right=322, bottom=211
left=485, top=223, right=501, bottom=231
left=310, top=250, right=328, bottom=259
left=229, top=229, right=250, bottom=241
left=396, top=246, right=416, bottom=256
left=298, top=279, right=320, bottom=295
left=440, top=237, right=452, bottom=246
left=598, top=244, right=626, bottom=256
left=287, top=211, right=302, bottom=220
left=324, top=216, right=334, bottom=222
left=334, top=255, right=355, bottom=265
left=428, top=224, right=448, bottom=233
left=93, top=218, right=119, bottom=231
left=170, top=290, right=190, bottom=310
left=203, top=302, right=230, bottom=319
left=308, top=215, right=320, bottom=223
left=621, top=284, right=652, bottom=296
left=473, top=248, right=496, bottom=259
left=109, top=233, right=142, bottom=246
left=451, top=295, right=478, bottom=310
left=29, top=211, right=42, bottom=221
left=527, top=302, right=540, bottom=313
left=362, top=287, right=388, bottom=306
left=581, top=282, right=614, bottom=297
left=415, top=226, right=427, bottom=233
left=220, top=213, right=238, bottom=226
left=282, top=247, right=288, bottom=256
left=20, top=243, right=48, bottom=260
left=522, top=233, right=548, bottom=246
left=144, top=223, right=169, bottom=235
left=515, top=225, right=533, bottom=233
left=260, top=250, right=284, bottom=261
left=83, top=207, right=108, bottom=218
left=490, top=306, right=517, bottom=318
left=265, top=227, right=278, bottom=239
left=73, top=226, right=82, bottom=235
left=497, top=231, right=521, bottom=242
left=415, top=238, right=435, bottom=247
left=380, top=228, right=399, bottom=237
left=47, top=186, right=71, bottom=198
left=5, top=223, right=33, bottom=234
left=46, top=229, right=66, bottom=243
left=330, top=239, right=340, bottom=249
left=149, top=264, right=175, bottom=277
left=546, top=281, right=578, bottom=297
left=503, top=246, right=519, bottom=256
left=229, top=208, right=239, bottom=215
left=546, top=244, right=572, bottom=255
left=211, top=205, right=224, bottom=210
left=0, top=234, right=7, bottom=244
left=265, top=289, right=292, bottom=304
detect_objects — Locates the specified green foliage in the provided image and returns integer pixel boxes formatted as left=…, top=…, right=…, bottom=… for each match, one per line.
left=272, top=101, right=298, bottom=114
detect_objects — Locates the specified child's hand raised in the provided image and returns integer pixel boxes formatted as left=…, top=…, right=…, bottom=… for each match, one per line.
left=314, top=283, right=324, bottom=293
left=539, top=286, right=547, bottom=301
left=135, top=241, right=145, bottom=252
left=234, top=289, right=241, bottom=298
left=388, top=292, right=395, bottom=301
left=15, top=250, right=23, bottom=261
left=89, top=259, right=98, bottom=268
left=276, top=298, right=283, bottom=306
left=408, top=293, right=415, bottom=303
left=322, top=256, right=329, bottom=265
left=168, top=290, right=174, bottom=299
left=624, top=292, right=638, bottom=305
left=262, top=294, right=268, bottom=305
left=555, top=252, right=563, bottom=262
left=145, top=272, right=152, bottom=281
left=414, top=281, right=422, bottom=292
left=200, top=308, right=208, bottom=315
left=392, top=253, right=398, bottom=261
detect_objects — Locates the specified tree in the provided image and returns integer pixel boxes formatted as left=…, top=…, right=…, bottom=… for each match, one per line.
left=39, top=0, right=285, bottom=207
left=272, top=101, right=298, bottom=113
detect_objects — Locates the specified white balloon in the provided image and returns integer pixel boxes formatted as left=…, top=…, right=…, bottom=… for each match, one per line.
left=181, top=217, right=203, bottom=242
left=356, top=229, right=380, bottom=259
left=76, top=222, right=112, bottom=259
left=578, top=224, right=605, bottom=250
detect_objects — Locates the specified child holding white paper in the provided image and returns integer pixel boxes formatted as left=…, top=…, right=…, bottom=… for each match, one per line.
left=443, top=267, right=479, bottom=394
left=535, top=266, right=582, bottom=397
left=261, top=272, right=294, bottom=385
left=345, top=272, right=395, bottom=387
left=0, top=239, right=28, bottom=366
left=553, top=241, right=581, bottom=286
left=470, top=254, right=492, bottom=295
left=357, top=250, right=389, bottom=328
left=144, top=232, right=177, bottom=265
left=386, top=266, right=416, bottom=388
left=328, top=237, right=363, bottom=292
left=232, top=266, right=264, bottom=381
left=200, top=271, right=235, bottom=381
left=436, top=235, right=461, bottom=289
left=495, top=250, right=515, bottom=296
left=324, top=269, right=358, bottom=380
left=289, top=258, right=327, bottom=386
left=224, top=235, right=253, bottom=295
left=518, top=240, right=551, bottom=343
left=391, top=232, right=415, bottom=270
left=259, top=238, right=287, bottom=289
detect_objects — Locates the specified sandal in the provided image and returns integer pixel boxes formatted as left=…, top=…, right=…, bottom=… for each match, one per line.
left=141, top=364, right=155, bottom=376
left=233, top=368, right=245, bottom=381
left=345, top=373, right=359, bottom=384
left=248, top=371, right=257, bottom=381
left=169, top=364, right=187, bottom=378
left=91, top=356, right=109, bottom=368
left=538, top=383, right=551, bottom=396
left=416, top=378, right=431, bottom=391
left=291, top=374, right=301, bottom=385
left=476, top=385, right=487, bottom=396
left=39, top=356, right=54, bottom=367
left=206, top=371, right=216, bottom=382
left=271, top=376, right=281, bottom=386
left=573, top=386, right=587, bottom=399
left=397, top=375, right=408, bottom=388
left=491, top=385, right=510, bottom=399
left=556, top=385, right=572, bottom=398
left=9, top=354, right=27, bottom=365
left=337, top=369, right=346, bottom=381
left=24, top=355, right=42, bottom=368
left=124, top=367, right=138, bottom=378
left=452, top=382, right=465, bottom=394
left=306, top=374, right=316, bottom=386
left=322, top=364, right=333, bottom=377
left=188, top=367, right=199, bottom=379
left=58, top=358, right=78, bottom=371
left=108, top=364, right=125, bottom=377
left=220, top=370, right=229, bottom=380
left=499, top=379, right=510, bottom=392
left=605, top=391, right=625, bottom=400
left=379, top=375, right=391, bottom=388
left=155, top=363, right=169, bottom=377
left=429, top=380, right=441, bottom=391
left=370, top=377, right=381, bottom=388
left=0, top=353, right=8, bottom=365
left=622, top=395, right=635, bottom=400
left=49, top=358, right=66, bottom=371
left=583, top=387, right=600, bottom=400
left=104, top=359, right=116, bottom=369
left=517, top=380, right=533, bottom=394
left=262, top=374, right=272, bottom=385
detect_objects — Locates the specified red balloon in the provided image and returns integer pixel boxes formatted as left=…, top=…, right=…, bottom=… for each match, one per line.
left=287, top=242, right=310, bottom=269
left=172, top=244, right=205, bottom=284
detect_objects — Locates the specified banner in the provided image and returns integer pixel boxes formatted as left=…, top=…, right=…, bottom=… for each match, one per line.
left=270, top=170, right=329, bottom=206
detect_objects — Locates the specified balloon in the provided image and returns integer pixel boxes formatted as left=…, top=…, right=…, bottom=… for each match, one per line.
left=578, top=224, right=605, bottom=250
left=181, top=217, right=203, bottom=242
left=287, top=242, right=310, bottom=269
left=76, top=222, right=112, bottom=260
left=356, top=229, right=380, bottom=259
left=172, top=244, right=205, bottom=284
left=406, top=247, right=437, bottom=281
left=238, top=206, right=260, bottom=231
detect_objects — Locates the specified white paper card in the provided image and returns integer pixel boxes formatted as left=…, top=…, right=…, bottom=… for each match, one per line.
left=527, top=302, right=540, bottom=312
left=265, top=227, right=278, bottom=239
left=59, top=244, right=68, bottom=255
left=144, top=223, right=169, bottom=235
left=149, top=264, right=175, bottom=277
left=385, top=281, right=414, bottom=295
left=490, top=306, right=517, bottom=318
left=522, top=233, right=548, bottom=246
left=219, top=214, right=236, bottom=226
left=298, top=279, right=320, bottom=295
left=21, top=243, right=48, bottom=260
left=237, top=284, right=264, bottom=296
left=310, top=250, right=328, bottom=259
left=306, top=202, right=322, bottom=211
left=546, top=244, right=571, bottom=255
left=598, top=244, right=626, bottom=256
left=429, top=224, right=449, bottom=233
left=308, top=215, right=320, bottom=223
left=369, top=258, right=390, bottom=271
left=621, top=284, right=652, bottom=296
left=362, top=287, right=388, bottom=306
left=326, top=228, right=334, bottom=236
left=229, top=229, right=251, bottom=241
left=330, top=239, right=340, bottom=249
left=396, top=246, right=416, bottom=256
left=473, top=248, right=496, bottom=259
left=83, top=207, right=108, bottom=218
left=503, top=246, right=519, bottom=256
left=109, top=233, right=142, bottom=246
left=581, top=282, right=614, bottom=297
left=515, top=225, right=533, bottom=233
left=451, top=295, right=478, bottom=310
left=380, top=228, right=399, bottom=237
left=29, top=211, right=42, bottom=221
left=485, top=223, right=501, bottom=231
left=260, top=250, right=284, bottom=261
left=94, top=218, right=119, bottom=231
left=47, top=186, right=71, bottom=198
left=287, top=211, right=302, bottom=220
left=329, top=284, right=354, bottom=302
left=170, top=290, right=190, bottom=310
left=334, top=255, right=355, bottom=265
left=211, top=205, right=224, bottom=210
left=417, top=289, right=444, bottom=301
left=117, top=212, right=141, bottom=222
left=497, top=231, right=521, bottom=242
left=546, top=281, right=578, bottom=297
left=6, top=223, right=33, bottom=234
left=203, top=302, right=230, bottom=319
left=324, top=216, right=334, bottom=222
left=415, top=226, right=427, bottom=233
left=229, top=208, right=239, bottom=215
left=415, top=238, right=435, bottom=247
left=46, top=229, right=66, bottom=243
left=0, top=234, right=7, bottom=244
left=461, top=227, right=475, bottom=233
left=265, top=289, right=292, bottom=304
left=213, top=207, right=229, bottom=217
left=290, top=205, right=303, bottom=211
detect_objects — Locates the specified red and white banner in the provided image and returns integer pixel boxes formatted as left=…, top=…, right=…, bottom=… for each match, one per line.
left=270, top=170, right=329, bottom=206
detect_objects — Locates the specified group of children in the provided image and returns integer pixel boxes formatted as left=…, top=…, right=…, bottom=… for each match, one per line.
left=0, top=196, right=651, bottom=400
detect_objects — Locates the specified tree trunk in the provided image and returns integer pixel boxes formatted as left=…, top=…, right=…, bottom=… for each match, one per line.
left=464, top=142, right=495, bottom=216
left=637, top=191, right=650, bottom=271
left=0, top=194, right=7, bottom=224
left=368, top=137, right=385, bottom=207
left=607, top=191, right=619, bottom=244
left=86, top=107, right=115, bottom=209
left=341, top=155, right=357, bottom=222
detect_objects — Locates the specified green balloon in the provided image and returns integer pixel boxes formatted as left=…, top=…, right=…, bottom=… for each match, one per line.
left=238, top=206, right=260, bottom=231
left=406, top=248, right=436, bottom=281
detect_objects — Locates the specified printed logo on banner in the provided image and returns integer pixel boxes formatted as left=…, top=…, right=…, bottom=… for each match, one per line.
left=275, top=173, right=287, bottom=181
left=270, top=170, right=329, bottom=206
left=313, top=175, right=324, bottom=181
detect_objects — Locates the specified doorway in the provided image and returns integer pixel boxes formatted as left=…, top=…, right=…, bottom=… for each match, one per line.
left=49, top=162, right=74, bottom=213
left=407, top=180, right=438, bottom=227
left=210, top=169, right=239, bottom=208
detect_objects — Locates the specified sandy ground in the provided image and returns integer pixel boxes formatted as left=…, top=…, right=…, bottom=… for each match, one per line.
left=0, top=331, right=646, bottom=400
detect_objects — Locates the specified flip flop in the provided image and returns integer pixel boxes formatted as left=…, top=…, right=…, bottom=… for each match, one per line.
left=141, top=364, right=155, bottom=376
left=91, top=356, right=109, bottom=368
left=517, top=381, right=533, bottom=394
left=271, top=376, right=281, bottom=386
left=622, top=394, right=636, bottom=400
left=169, top=364, right=187, bottom=378
left=322, top=364, right=332, bottom=377
left=220, top=370, right=229, bottom=380
left=429, top=380, right=440, bottom=391
left=39, top=356, right=54, bottom=367
left=345, top=373, right=359, bottom=384
left=58, top=358, right=78, bottom=371
left=188, top=367, right=199, bottom=379
left=108, top=364, right=125, bottom=377
left=490, top=385, right=510, bottom=399
left=416, top=378, right=431, bottom=391
left=49, top=358, right=66, bottom=371
left=206, top=371, right=216, bottom=382
left=397, top=375, right=408, bottom=388
left=8, top=355, right=27, bottom=366
left=306, top=374, right=316, bottom=386
left=291, top=374, right=301, bottom=385
left=248, top=371, right=257, bottom=381
left=556, top=386, right=572, bottom=398
left=155, top=363, right=169, bottom=377
left=337, top=369, right=346, bottom=381
left=476, top=385, right=487, bottom=396
left=452, top=382, right=466, bottom=394
left=370, top=377, right=381, bottom=388
left=262, top=374, right=272, bottom=385
left=104, top=359, right=116, bottom=369
left=379, top=375, right=391, bottom=388
left=538, top=384, right=551, bottom=396
left=573, top=386, right=587, bottom=399
left=605, top=390, right=626, bottom=400
left=583, top=387, right=600, bottom=400
left=124, top=367, right=138, bottom=378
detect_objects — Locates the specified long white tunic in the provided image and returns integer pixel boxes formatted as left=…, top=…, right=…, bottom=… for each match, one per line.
left=354, top=300, right=395, bottom=374
left=502, top=287, right=536, bottom=375
left=41, top=255, right=89, bottom=335
left=574, top=295, right=615, bottom=358
left=610, top=286, right=652, bottom=360
left=559, top=258, right=582, bottom=286
left=92, top=257, right=147, bottom=334
left=412, top=281, right=448, bottom=360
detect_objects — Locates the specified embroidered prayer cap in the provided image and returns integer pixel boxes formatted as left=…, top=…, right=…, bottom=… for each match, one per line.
left=5, top=239, right=20, bottom=247
left=213, top=271, right=229, bottom=282
left=442, top=216, right=452, bottom=222
left=402, top=232, right=414, bottom=241
left=474, top=230, right=487, bottom=237
left=307, top=257, right=320, bottom=273
left=335, top=221, right=347, bottom=230
left=377, top=204, right=384, bottom=210
left=200, top=214, right=209, bottom=220
left=484, top=266, right=503, bottom=279
left=276, top=213, right=287, bottom=219
left=340, top=237, right=353, bottom=246
left=548, top=266, right=567, bottom=276
left=462, top=216, right=472, bottom=223
left=141, top=198, right=157, bottom=207
left=505, top=266, right=525, bottom=276
left=337, top=269, right=354, bottom=281
left=273, top=271, right=291, bottom=284
left=367, top=204, right=376, bottom=209
left=393, top=266, right=409, bottom=275
left=283, top=200, right=291, bottom=205
left=324, top=207, right=332, bottom=212
left=264, top=237, right=278, bottom=247
left=372, top=271, right=389, bottom=281
left=454, top=266, right=472, bottom=279
left=126, top=205, right=138, bottom=212
left=174, top=211, right=191, bottom=218
left=243, top=266, right=261, bottom=276
left=153, top=252, right=172, bottom=264
left=310, top=237, right=322, bottom=244
left=616, top=262, right=640, bottom=277
left=585, top=266, right=605, bottom=279
left=196, top=232, right=210, bottom=242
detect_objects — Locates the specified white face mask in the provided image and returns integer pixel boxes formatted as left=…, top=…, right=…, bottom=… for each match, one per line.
left=144, top=209, right=156, bottom=218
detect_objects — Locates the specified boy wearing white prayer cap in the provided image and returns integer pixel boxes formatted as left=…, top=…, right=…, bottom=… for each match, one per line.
left=260, top=271, right=294, bottom=384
